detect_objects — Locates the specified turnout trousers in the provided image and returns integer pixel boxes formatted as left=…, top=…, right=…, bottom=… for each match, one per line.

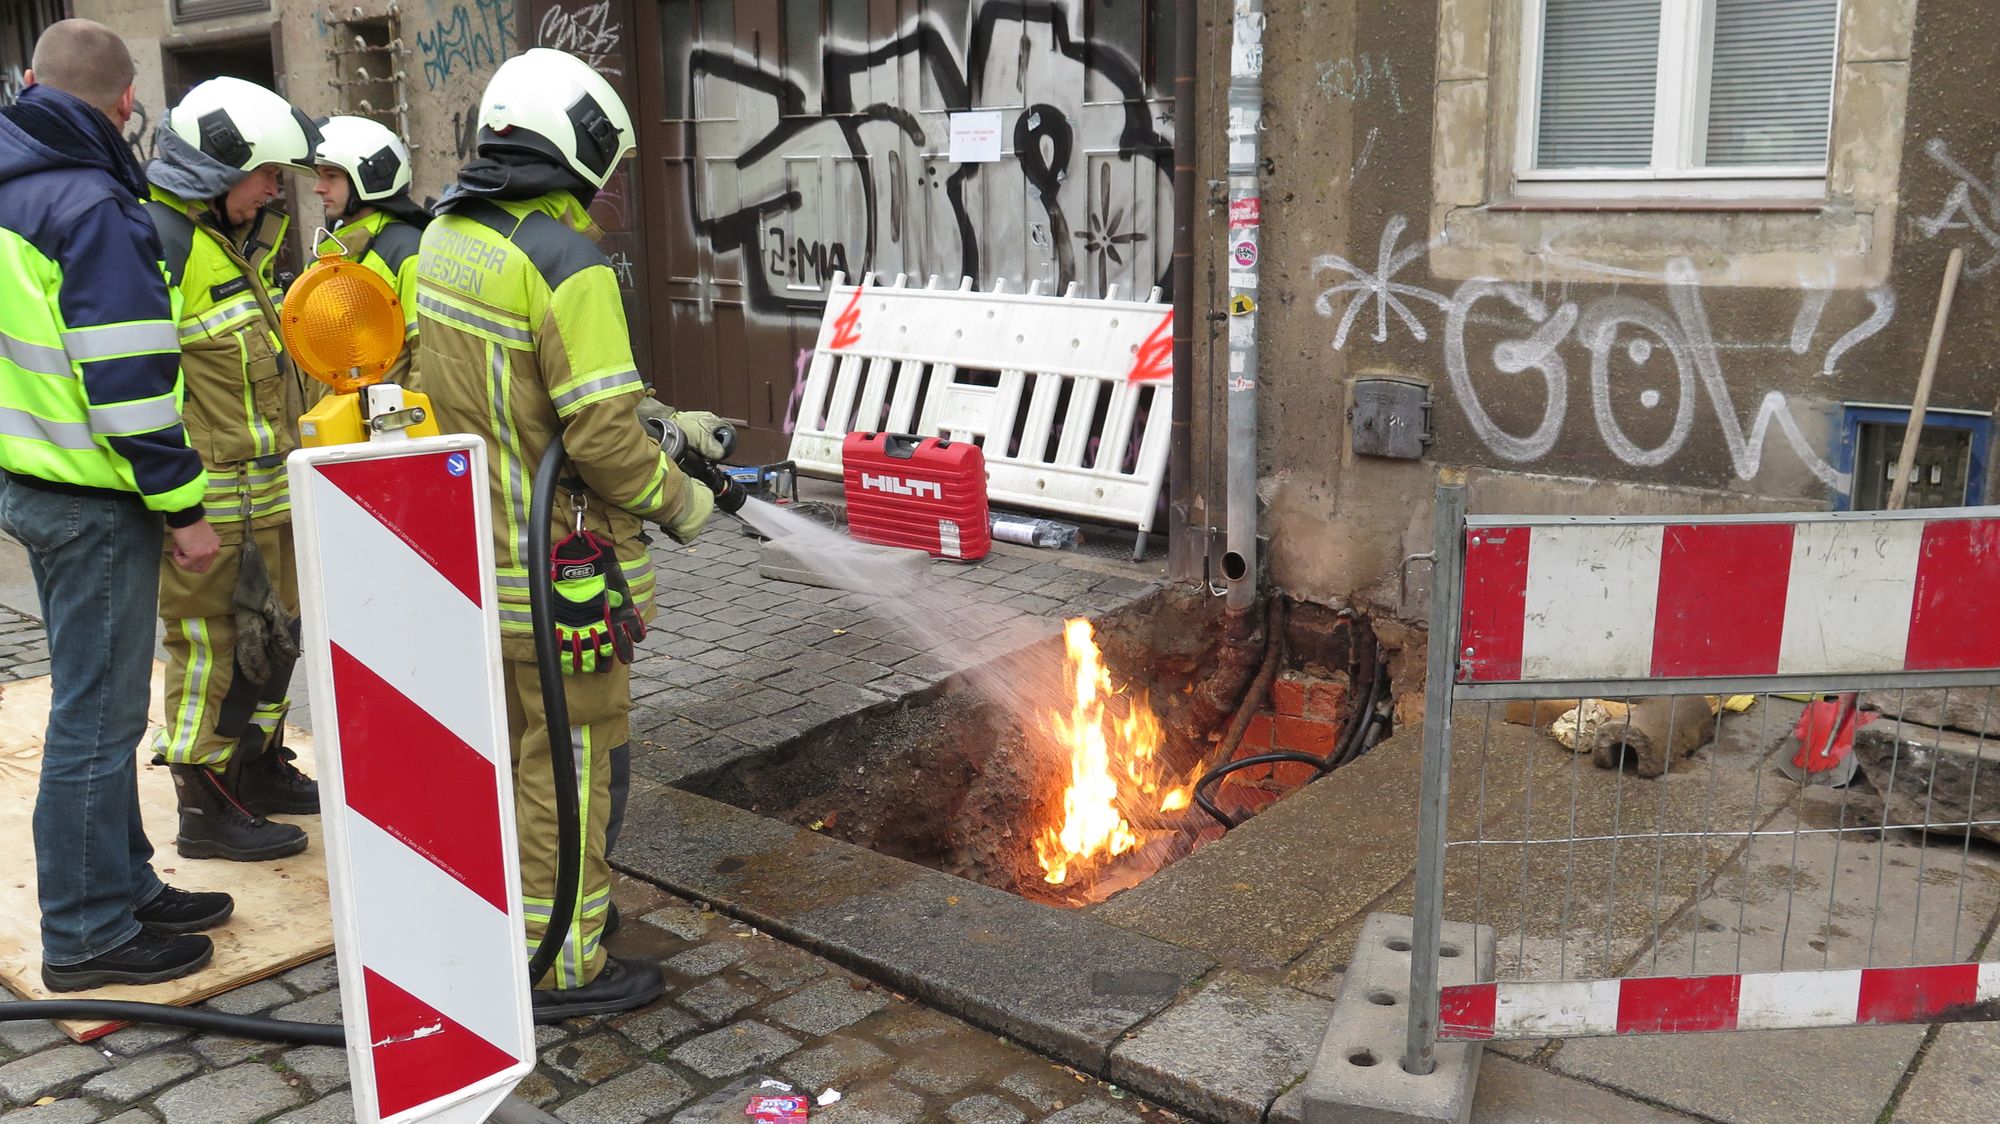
left=155, top=523, right=297, bottom=768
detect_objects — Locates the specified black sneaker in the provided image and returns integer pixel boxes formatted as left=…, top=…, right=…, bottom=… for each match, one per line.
left=530, top=956, right=664, bottom=1022
left=134, top=886, right=235, bottom=934
left=42, top=930, right=212, bottom=992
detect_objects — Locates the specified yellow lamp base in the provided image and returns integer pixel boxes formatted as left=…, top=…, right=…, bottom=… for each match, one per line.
left=299, top=386, right=441, bottom=448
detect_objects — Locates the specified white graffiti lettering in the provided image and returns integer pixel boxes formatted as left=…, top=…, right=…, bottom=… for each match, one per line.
left=1311, top=215, right=1449, bottom=348
left=1917, top=138, right=2000, bottom=278
left=1321, top=218, right=1901, bottom=491
left=538, top=0, right=623, bottom=76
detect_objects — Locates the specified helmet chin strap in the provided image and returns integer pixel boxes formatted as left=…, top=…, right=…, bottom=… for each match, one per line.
left=336, top=174, right=365, bottom=223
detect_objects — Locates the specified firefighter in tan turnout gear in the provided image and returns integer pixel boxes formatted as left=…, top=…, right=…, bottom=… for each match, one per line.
left=144, top=77, right=323, bottom=862
left=418, top=47, right=726, bottom=1018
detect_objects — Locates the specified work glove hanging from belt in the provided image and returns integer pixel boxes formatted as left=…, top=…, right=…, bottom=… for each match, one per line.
left=550, top=529, right=646, bottom=674
left=634, top=398, right=729, bottom=462
left=232, top=537, right=300, bottom=688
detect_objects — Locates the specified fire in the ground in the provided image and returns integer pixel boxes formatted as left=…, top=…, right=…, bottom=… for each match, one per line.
left=1035, top=619, right=1191, bottom=886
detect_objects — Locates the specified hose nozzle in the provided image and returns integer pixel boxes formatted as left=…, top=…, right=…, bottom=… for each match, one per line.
left=644, top=417, right=746, bottom=513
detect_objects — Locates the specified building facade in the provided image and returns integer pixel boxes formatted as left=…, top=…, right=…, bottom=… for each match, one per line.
left=64, top=0, right=1998, bottom=617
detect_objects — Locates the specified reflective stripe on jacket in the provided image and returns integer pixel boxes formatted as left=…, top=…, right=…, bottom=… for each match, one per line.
left=148, top=187, right=300, bottom=529
left=0, top=86, right=206, bottom=516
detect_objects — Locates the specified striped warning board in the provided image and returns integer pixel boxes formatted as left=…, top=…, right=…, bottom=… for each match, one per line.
left=290, top=436, right=532, bottom=1124
left=1456, top=510, right=2000, bottom=685
left=1441, top=962, right=2000, bottom=1039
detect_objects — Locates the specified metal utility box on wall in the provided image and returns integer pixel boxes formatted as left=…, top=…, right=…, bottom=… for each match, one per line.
left=1349, top=378, right=1433, bottom=460
left=1836, top=403, right=1992, bottom=511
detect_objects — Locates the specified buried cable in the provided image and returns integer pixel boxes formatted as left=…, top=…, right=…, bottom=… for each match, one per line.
left=1193, top=751, right=1335, bottom=829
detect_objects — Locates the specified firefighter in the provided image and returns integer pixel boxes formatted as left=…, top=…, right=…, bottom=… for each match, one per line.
left=309, top=116, right=429, bottom=387
left=418, top=47, right=723, bottom=1017
left=144, top=77, right=323, bottom=862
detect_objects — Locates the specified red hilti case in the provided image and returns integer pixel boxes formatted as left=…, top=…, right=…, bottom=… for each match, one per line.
left=841, top=432, right=992, bottom=561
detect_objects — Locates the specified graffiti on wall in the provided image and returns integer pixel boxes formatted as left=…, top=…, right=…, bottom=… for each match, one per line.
left=123, top=99, right=156, bottom=163
left=416, top=0, right=516, bottom=90
left=1316, top=217, right=1901, bottom=491
left=1316, top=54, right=1405, bottom=114
left=537, top=0, right=623, bottom=77
left=685, top=0, right=1173, bottom=318
left=1916, top=138, right=2000, bottom=279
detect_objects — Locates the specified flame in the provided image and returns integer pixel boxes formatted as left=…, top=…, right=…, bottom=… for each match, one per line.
left=1035, top=619, right=1181, bottom=886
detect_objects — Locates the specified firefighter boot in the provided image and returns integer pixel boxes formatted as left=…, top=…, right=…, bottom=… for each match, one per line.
left=169, top=763, right=308, bottom=862
left=530, top=957, right=665, bottom=1022
left=230, top=734, right=320, bottom=816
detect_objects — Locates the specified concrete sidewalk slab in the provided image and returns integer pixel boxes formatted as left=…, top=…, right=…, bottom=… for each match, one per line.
left=1891, top=1022, right=2000, bottom=1123
left=1550, top=1024, right=1919, bottom=1124
left=1106, top=970, right=1334, bottom=1124
left=1464, top=1056, right=1696, bottom=1123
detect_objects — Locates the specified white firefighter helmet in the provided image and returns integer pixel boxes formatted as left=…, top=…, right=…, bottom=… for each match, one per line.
left=476, top=48, right=635, bottom=190
left=166, top=76, right=319, bottom=174
left=314, top=116, right=413, bottom=202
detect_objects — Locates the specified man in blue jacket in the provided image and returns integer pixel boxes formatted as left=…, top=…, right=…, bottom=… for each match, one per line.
left=0, top=19, right=233, bottom=990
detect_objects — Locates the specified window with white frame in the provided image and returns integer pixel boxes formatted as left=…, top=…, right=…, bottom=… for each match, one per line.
left=1518, top=0, right=1841, bottom=197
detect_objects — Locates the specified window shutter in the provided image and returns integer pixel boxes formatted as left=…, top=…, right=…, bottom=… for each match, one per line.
left=1703, top=0, right=1838, bottom=167
left=1535, top=0, right=1663, bottom=169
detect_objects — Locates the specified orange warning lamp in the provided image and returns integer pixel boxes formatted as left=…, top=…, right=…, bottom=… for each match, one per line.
left=286, top=236, right=440, bottom=447
left=282, top=252, right=405, bottom=394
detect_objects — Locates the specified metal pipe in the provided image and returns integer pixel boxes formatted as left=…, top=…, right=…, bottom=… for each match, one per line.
left=1405, top=471, right=1468, bottom=1075
left=1221, top=0, right=1265, bottom=610
left=1166, top=0, right=1199, bottom=583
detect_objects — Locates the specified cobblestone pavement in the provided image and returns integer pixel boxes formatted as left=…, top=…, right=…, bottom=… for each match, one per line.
left=625, top=520, right=1160, bottom=786
left=0, top=525, right=1183, bottom=1123
left=0, top=872, right=1186, bottom=1123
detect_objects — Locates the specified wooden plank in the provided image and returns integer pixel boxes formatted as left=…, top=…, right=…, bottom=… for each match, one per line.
left=0, top=664, right=334, bottom=1041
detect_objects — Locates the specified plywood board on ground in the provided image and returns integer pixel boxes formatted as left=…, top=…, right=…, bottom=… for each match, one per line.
left=0, top=664, right=332, bottom=1041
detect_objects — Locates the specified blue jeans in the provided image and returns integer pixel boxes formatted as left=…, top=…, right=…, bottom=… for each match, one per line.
left=0, top=478, right=167, bottom=965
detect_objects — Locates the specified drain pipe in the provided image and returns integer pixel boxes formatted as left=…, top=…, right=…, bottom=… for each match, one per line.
left=1221, top=0, right=1265, bottom=611
left=1166, top=0, right=1199, bottom=583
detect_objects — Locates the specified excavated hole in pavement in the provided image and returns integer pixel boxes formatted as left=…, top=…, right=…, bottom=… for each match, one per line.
left=685, top=588, right=1386, bottom=908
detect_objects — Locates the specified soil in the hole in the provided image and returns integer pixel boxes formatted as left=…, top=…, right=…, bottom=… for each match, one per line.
left=691, top=686, right=1207, bottom=907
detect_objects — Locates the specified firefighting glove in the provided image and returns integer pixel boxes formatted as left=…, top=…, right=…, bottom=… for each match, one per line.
left=663, top=472, right=715, bottom=546
left=634, top=398, right=728, bottom=462
left=231, top=537, right=300, bottom=687
left=550, top=531, right=627, bottom=674
left=601, top=543, right=647, bottom=664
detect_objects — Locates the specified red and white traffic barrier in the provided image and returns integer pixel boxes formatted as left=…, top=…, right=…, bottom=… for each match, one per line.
left=1442, top=961, right=2000, bottom=1039
left=1458, top=513, right=2000, bottom=684
left=291, top=437, right=533, bottom=1124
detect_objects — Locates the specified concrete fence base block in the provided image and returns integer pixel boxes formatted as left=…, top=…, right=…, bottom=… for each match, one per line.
left=1299, top=912, right=1495, bottom=1124
left=757, top=536, right=932, bottom=589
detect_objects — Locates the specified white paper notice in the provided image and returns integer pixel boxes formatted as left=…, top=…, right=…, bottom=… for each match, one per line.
left=948, top=110, right=1004, bottom=163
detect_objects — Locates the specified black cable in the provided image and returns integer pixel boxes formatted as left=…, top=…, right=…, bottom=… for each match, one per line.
left=525, top=438, right=583, bottom=988
left=1333, top=654, right=1390, bottom=769
left=0, top=1002, right=341, bottom=1045
left=1193, top=751, right=1334, bottom=829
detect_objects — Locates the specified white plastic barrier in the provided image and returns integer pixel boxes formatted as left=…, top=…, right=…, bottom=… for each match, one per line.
left=787, top=272, right=1175, bottom=557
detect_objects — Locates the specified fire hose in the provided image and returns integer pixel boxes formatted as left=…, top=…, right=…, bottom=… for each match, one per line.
left=0, top=420, right=744, bottom=1053
left=524, top=413, right=742, bottom=991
